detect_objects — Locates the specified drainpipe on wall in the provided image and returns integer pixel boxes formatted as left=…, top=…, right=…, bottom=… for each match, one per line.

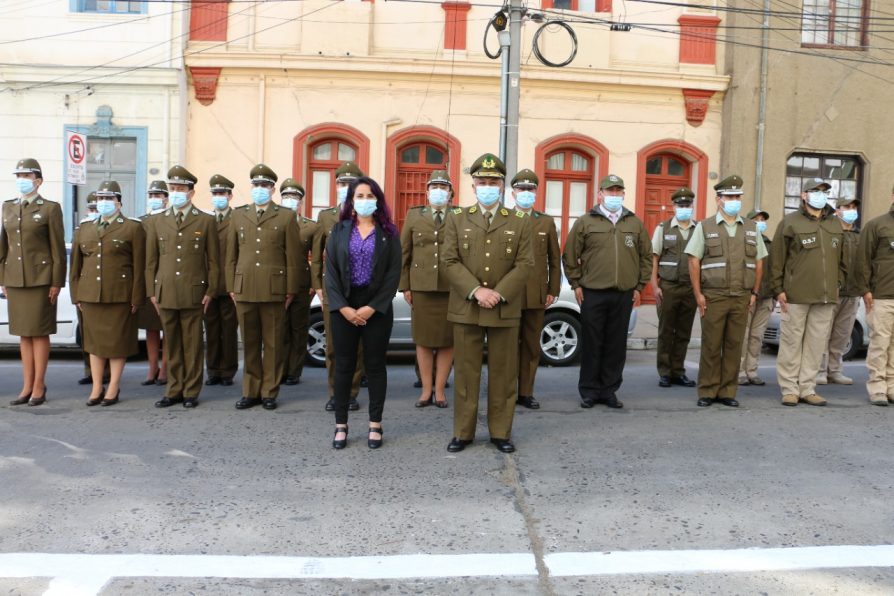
left=753, top=0, right=770, bottom=211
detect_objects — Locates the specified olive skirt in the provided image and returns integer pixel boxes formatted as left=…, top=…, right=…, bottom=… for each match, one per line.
left=80, top=302, right=138, bottom=358
left=136, top=301, right=163, bottom=331
left=6, top=285, right=56, bottom=337
left=411, top=290, right=453, bottom=348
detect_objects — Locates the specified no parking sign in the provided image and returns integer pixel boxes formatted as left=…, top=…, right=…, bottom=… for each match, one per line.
left=66, top=131, right=87, bottom=185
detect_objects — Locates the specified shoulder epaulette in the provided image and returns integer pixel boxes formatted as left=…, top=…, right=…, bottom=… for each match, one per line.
left=4, top=198, right=16, bottom=203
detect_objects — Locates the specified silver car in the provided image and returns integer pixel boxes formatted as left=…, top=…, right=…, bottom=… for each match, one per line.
left=763, top=299, right=869, bottom=360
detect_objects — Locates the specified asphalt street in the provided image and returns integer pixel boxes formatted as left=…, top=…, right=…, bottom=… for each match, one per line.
left=1, top=348, right=893, bottom=595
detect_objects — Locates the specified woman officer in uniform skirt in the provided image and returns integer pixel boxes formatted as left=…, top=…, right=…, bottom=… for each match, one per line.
left=70, top=181, right=146, bottom=406
left=1, top=158, right=66, bottom=407
left=399, top=170, right=455, bottom=408
left=137, top=180, right=169, bottom=385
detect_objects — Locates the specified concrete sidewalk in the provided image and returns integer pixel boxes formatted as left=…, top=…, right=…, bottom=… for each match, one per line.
left=627, top=302, right=702, bottom=350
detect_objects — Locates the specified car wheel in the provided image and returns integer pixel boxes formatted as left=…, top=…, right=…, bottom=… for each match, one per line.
left=306, top=311, right=327, bottom=367
left=540, top=311, right=581, bottom=366
left=842, top=324, right=862, bottom=361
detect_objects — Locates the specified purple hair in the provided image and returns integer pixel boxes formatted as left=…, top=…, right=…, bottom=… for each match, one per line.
left=339, top=176, right=398, bottom=237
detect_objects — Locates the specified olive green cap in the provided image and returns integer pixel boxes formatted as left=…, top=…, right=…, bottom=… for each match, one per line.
left=250, top=163, right=278, bottom=184
left=714, top=175, right=744, bottom=195
left=801, top=177, right=831, bottom=192
left=335, top=161, right=363, bottom=182
left=280, top=178, right=305, bottom=198
left=96, top=180, right=122, bottom=198
left=671, top=187, right=695, bottom=203
left=13, top=158, right=42, bottom=177
left=148, top=180, right=169, bottom=196
left=599, top=174, right=625, bottom=190
left=209, top=174, right=235, bottom=193
left=427, top=170, right=452, bottom=186
left=86, top=191, right=98, bottom=207
left=470, top=153, right=506, bottom=179
left=746, top=209, right=770, bottom=221
left=511, top=169, right=539, bottom=188
left=167, top=165, right=197, bottom=186
left=837, top=197, right=860, bottom=207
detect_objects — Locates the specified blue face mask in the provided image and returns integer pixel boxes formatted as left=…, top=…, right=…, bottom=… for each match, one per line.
left=603, top=194, right=624, bottom=212
left=280, top=197, right=299, bottom=211
left=807, top=191, right=828, bottom=210
left=840, top=209, right=859, bottom=225
left=336, top=186, right=348, bottom=204
left=722, top=199, right=742, bottom=217
left=16, top=178, right=35, bottom=195
left=675, top=207, right=693, bottom=221
left=85, top=211, right=100, bottom=222
left=428, top=188, right=449, bottom=206
left=211, top=195, right=229, bottom=211
left=148, top=197, right=165, bottom=212
left=96, top=199, right=117, bottom=217
left=755, top=220, right=767, bottom=234
left=354, top=198, right=377, bottom=217
left=251, top=186, right=271, bottom=206
left=170, top=191, right=189, bottom=209
left=475, top=185, right=502, bottom=207
left=515, top=190, right=536, bottom=210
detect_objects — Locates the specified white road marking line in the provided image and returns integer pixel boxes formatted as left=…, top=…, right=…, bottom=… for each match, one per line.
left=2, top=545, right=894, bottom=595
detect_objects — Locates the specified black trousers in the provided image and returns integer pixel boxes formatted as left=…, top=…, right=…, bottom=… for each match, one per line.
left=331, top=286, right=393, bottom=425
left=578, top=288, right=634, bottom=402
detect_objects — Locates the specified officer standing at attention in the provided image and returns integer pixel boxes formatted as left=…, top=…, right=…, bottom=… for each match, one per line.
left=279, top=178, right=317, bottom=386
left=651, top=187, right=698, bottom=388
left=2, top=158, right=66, bottom=407
left=442, top=153, right=533, bottom=454
left=227, top=164, right=303, bottom=410
left=204, top=174, right=239, bottom=387
left=852, top=185, right=894, bottom=406
left=312, top=162, right=364, bottom=411
left=685, top=175, right=766, bottom=407
left=510, top=169, right=560, bottom=409
left=738, top=209, right=774, bottom=386
left=137, top=180, right=169, bottom=387
left=769, top=178, right=845, bottom=407
left=76, top=193, right=101, bottom=386
left=563, top=174, right=652, bottom=410
left=146, top=165, right=221, bottom=409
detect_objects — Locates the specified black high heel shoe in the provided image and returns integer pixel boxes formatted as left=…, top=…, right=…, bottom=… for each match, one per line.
left=332, top=425, right=348, bottom=449
left=415, top=392, right=433, bottom=408
left=101, top=391, right=120, bottom=407
left=9, top=392, right=31, bottom=406
left=86, top=389, right=106, bottom=407
left=141, top=371, right=159, bottom=386
left=368, top=426, right=383, bottom=449
left=28, top=390, right=47, bottom=406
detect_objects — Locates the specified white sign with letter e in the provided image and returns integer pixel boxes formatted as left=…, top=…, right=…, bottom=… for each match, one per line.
left=66, top=130, right=87, bottom=185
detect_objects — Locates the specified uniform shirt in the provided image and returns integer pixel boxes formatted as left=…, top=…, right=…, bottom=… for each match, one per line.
left=651, top=217, right=692, bottom=255
left=215, top=207, right=230, bottom=222
left=349, top=225, right=376, bottom=287
left=599, top=204, right=621, bottom=225
left=685, top=212, right=767, bottom=260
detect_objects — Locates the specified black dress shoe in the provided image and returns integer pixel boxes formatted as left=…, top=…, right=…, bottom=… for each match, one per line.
left=348, top=398, right=360, bottom=411
left=604, top=396, right=624, bottom=409
left=155, top=396, right=183, bottom=408
left=580, top=398, right=596, bottom=409
left=100, top=392, right=119, bottom=407
left=261, top=398, right=277, bottom=410
left=360, top=375, right=368, bottom=388
left=333, top=425, right=348, bottom=449
left=697, top=397, right=714, bottom=407
left=516, top=395, right=540, bottom=409
left=283, top=376, right=300, bottom=386
left=368, top=426, right=383, bottom=449
left=28, top=391, right=47, bottom=406
left=78, top=376, right=92, bottom=385
left=205, top=376, right=221, bottom=386
left=718, top=398, right=739, bottom=407
left=86, top=390, right=105, bottom=407
left=183, top=398, right=199, bottom=408
left=671, top=375, right=697, bottom=387
left=236, top=397, right=262, bottom=410
left=447, top=437, right=472, bottom=453
left=414, top=380, right=423, bottom=388
left=658, top=375, right=672, bottom=388
left=490, top=438, right=516, bottom=453
left=415, top=394, right=433, bottom=408
left=220, top=377, right=234, bottom=386
left=325, top=398, right=335, bottom=412
left=9, top=393, right=31, bottom=406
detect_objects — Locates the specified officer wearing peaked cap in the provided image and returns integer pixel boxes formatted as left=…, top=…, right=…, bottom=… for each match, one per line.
left=147, top=165, right=221, bottom=409
left=312, top=161, right=365, bottom=412
left=278, top=177, right=319, bottom=386
left=137, top=179, right=171, bottom=386
left=442, top=153, right=534, bottom=454
left=509, top=169, right=560, bottom=411
left=2, top=158, right=66, bottom=406
left=227, top=164, right=304, bottom=410
left=204, top=174, right=239, bottom=387
left=75, top=191, right=105, bottom=386
left=652, top=186, right=698, bottom=389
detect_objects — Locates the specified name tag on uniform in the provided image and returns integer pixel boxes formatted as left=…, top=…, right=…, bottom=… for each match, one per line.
left=664, top=234, right=676, bottom=242
left=504, top=230, right=515, bottom=235
left=538, top=232, right=547, bottom=236
left=705, top=232, right=720, bottom=239
left=802, top=236, right=817, bottom=246
left=745, top=230, right=757, bottom=237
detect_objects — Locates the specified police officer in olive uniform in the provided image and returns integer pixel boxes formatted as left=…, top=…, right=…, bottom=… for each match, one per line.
left=442, top=153, right=534, bottom=454
left=312, top=161, right=364, bottom=411
left=510, top=169, right=560, bottom=409
left=685, top=175, right=766, bottom=407
left=2, top=158, right=66, bottom=407
left=146, top=165, right=221, bottom=409
left=227, top=164, right=304, bottom=410
left=279, top=178, right=318, bottom=386
left=651, top=187, right=698, bottom=388
left=204, top=174, right=239, bottom=387
left=138, top=180, right=170, bottom=387
left=76, top=193, right=101, bottom=386
left=563, top=174, right=652, bottom=410
left=738, top=209, right=774, bottom=386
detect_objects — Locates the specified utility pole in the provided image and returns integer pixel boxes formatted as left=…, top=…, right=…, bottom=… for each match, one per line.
left=753, top=0, right=770, bottom=210
left=505, top=0, right=523, bottom=178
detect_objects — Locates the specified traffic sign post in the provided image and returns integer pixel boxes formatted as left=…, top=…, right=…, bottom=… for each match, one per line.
left=66, top=131, right=87, bottom=232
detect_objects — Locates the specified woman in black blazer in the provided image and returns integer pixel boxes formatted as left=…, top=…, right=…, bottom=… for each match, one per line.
left=325, top=176, right=401, bottom=449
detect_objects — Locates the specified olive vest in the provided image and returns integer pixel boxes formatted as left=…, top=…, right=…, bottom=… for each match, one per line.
left=699, top=217, right=759, bottom=297
left=657, top=217, right=692, bottom=285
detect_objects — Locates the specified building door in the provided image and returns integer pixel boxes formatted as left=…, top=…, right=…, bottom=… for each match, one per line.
left=542, top=148, right=594, bottom=247
left=74, top=137, right=137, bottom=217
left=306, top=139, right=358, bottom=219
left=394, top=141, right=447, bottom=230
left=641, top=153, right=691, bottom=304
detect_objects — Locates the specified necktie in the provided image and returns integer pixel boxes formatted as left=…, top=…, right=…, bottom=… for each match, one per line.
left=484, top=211, right=492, bottom=229
left=257, top=209, right=264, bottom=221
left=434, top=210, right=443, bottom=226
left=98, top=220, right=108, bottom=234
left=218, top=213, right=224, bottom=223
left=176, top=212, right=183, bottom=226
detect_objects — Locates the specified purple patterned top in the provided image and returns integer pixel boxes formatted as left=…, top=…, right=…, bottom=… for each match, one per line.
left=349, top=225, right=376, bottom=287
